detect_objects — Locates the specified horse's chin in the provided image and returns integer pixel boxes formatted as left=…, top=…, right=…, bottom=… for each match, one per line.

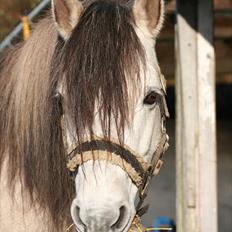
left=73, top=214, right=135, bottom=232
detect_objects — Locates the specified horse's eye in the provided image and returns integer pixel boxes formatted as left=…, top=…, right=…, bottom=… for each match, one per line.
left=144, top=91, right=157, bottom=105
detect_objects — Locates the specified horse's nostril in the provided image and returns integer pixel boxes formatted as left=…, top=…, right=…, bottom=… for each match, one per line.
left=111, top=205, right=127, bottom=229
left=73, top=205, right=86, bottom=229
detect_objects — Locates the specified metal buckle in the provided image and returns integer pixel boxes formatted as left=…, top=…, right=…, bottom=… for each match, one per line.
left=153, top=159, right=164, bottom=175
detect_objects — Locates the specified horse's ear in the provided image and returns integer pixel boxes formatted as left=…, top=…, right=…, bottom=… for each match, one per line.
left=133, top=0, right=165, bottom=37
left=52, top=0, right=84, bottom=39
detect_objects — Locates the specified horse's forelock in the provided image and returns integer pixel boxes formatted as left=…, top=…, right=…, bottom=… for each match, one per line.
left=59, top=1, right=145, bottom=144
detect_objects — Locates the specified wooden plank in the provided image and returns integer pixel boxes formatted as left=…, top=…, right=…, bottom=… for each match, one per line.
left=197, top=1, right=217, bottom=231
left=175, top=23, right=184, bottom=232
left=176, top=0, right=217, bottom=232
left=176, top=1, right=198, bottom=231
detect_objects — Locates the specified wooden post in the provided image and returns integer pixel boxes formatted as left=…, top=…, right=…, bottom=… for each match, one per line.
left=176, top=1, right=217, bottom=232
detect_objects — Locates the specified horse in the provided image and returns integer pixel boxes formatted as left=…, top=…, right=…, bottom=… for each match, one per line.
left=0, top=0, right=169, bottom=231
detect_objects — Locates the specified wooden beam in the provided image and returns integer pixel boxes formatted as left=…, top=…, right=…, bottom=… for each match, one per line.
left=176, top=1, right=217, bottom=232
left=166, top=74, right=232, bottom=87
left=214, top=0, right=232, bottom=9
left=166, top=0, right=232, bottom=11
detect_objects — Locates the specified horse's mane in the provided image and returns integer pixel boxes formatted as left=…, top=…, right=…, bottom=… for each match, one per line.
left=0, top=15, right=72, bottom=230
left=0, top=1, right=145, bottom=231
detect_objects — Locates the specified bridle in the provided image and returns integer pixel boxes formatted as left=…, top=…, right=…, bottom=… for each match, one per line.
left=60, top=86, right=169, bottom=230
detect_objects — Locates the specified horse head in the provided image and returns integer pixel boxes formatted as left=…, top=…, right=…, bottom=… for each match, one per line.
left=52, top=0, right=169, bottom=231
